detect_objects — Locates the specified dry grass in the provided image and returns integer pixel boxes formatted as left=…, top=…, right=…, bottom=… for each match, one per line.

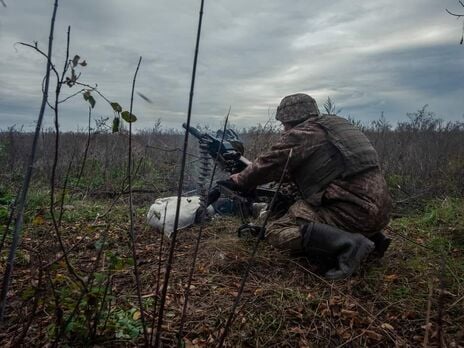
left=0, top=195, right=462, bottom=347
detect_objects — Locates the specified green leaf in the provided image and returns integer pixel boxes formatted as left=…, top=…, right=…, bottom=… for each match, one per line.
left=83, top=91, right=95, bottom=108
left=110, top=102, right=122, bottom=113
left=121, top=111, right=137, bottom=123
left=20, top=287, right=36, bottom=301
left=112, top=117, right=120, bottom=133
left=94, top=239, right=105, bottom=251
left=88, top=95, right=96, bottom=108
left=72, top=55, right=80, bottom=67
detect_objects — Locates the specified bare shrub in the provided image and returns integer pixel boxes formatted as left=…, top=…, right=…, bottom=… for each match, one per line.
left=1, top=106, right=463, bottom=202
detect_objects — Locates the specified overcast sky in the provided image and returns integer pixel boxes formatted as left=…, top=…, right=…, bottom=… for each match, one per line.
left=1, top=0, right=463, bottom=131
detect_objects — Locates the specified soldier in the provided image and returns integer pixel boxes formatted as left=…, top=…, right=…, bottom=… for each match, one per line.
left=228, top=93, right=392, bottom=280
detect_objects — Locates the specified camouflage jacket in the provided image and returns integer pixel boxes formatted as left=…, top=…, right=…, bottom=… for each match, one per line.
left=236, top=116, right=380, bottom=199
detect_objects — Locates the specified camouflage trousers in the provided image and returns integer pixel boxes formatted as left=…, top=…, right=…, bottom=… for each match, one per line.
left=266, top=168, right=392, bottom=251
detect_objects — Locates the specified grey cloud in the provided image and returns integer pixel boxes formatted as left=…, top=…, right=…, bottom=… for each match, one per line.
left=1, top=0, right=463, bottom=131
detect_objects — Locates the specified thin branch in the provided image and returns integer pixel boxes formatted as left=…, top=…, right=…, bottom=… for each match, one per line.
left=91, top=271, right=112, bottom=340
left=446, top=8, right=464, bottom=17
left=154, top=1, right=205, bottom=346
left=423, top=283, right=433, bottom=347
left=437, top=254, right=446, bottom=347
left=12, top=262, right=44, bottom=346
left=289, top=259, right=400, bottom=344
left=149, top=203, right=168, bottom=346
left=16, top=42, right=60, bottom=82
left=58, top=154, right=75, bottom=226
left=0, top=0, right=59, bottom=321
left=76, top=106, right=92, bottom=187
left=73, top=81, right=113, bottom=104
left=48, top=25, right=86, bottom=290
left=59, top=26, right=71, bottom=83
left=178, top=108, right=231, bottom=341
left=40, top=237, right=86, bottom=270
left=126, top=56, right=149, bottom=346
left=53, top=224, right=110, bottom=346
left=217, top=149, right=293, bottom=347
left=0, top=189, right=20, bottom=253
left=58, top=88, right=87, bottom=104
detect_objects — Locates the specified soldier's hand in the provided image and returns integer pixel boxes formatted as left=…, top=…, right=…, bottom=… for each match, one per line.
left=230, top=173, right=240, bottom=184
left=207, top=186, right=221, bottom=205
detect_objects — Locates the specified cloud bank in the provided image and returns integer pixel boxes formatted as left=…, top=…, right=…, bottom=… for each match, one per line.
left=0, top=0, right=463, bottom=131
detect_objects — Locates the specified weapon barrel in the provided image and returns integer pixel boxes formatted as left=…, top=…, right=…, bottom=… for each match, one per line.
left=182, top=123, right=203, bottom=140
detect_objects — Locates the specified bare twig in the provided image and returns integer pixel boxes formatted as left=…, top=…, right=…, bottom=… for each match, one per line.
left=12, top=263, right=44, bottom=346
left=58, top=155, right=75, bottom=226
left=58, top=88, right=87, bottom=104
left=73, top=81, right=112, bottom=104
left=218, top=149, right=293, bottom=347
left=437, top=254, right=446, bottom=348
left=49, top=25, right=86, bottom=290
left=40, top=236, right=86, bottom=270
left=153, top=1, right=206, bottom=347
left=53, top=225, right=110, bottom=346
left=447, top=1, right=464, bottom=44
left=0, top=0, right=59, bottom=321
left=446, top=8, right=464, bottom=17
left=446, top=0, right=464, bottom=17
left=126, top=56, right=149, bottom=346
left=149, top=203, right=168, bottom=346
left=449, top=294, right=464, bottom=309
left=178, top=108, right=231, bottom=341
left=423, top=283, right=433, bottom=347
left=76, top=106, right=93, bottom=187
left=91, top=271, right=112, bottom=340
left=16, top=42, right=60, bottom=82
left=288, top=259, right=400, bottom=345
left=0, top=189, right=20, bottom=253
left=385, top=226, right=438, bottom=252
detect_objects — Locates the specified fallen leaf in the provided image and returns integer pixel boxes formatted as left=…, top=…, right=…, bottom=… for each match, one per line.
left=384, top=274, right=399, bottom=282
left=363, top=329, right=383, bottom=341
left=381, top=323, right=394, bottom=331
left=32, top=215, right=45, bottom=225
left=341, top=309, right=358, bottom=319
left=434, top=289, right=456, bottom=297
left=132, top=310, right=141, bottom=320
left=183, top=338, right=199, bottom=348
left=289, top=326, right=305, bottom=335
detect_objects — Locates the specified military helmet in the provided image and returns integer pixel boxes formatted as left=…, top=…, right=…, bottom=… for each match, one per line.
left=275, top=93, right=320, bottom=123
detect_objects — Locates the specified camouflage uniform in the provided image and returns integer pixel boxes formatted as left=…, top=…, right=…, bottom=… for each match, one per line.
left=236, top=112, right=392, bottom=252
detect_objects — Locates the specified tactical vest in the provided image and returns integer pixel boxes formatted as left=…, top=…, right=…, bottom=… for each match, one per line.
left=293, top=115, right=379, bottom=199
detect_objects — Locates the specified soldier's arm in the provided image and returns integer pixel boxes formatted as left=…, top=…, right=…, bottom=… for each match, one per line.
left=234, top=127, right=320, bottom=189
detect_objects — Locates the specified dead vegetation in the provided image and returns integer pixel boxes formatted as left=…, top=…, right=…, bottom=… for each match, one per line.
left=0, top=193, right=462, bottom=347
left=1, top=0, right=463, bottom=345
left=0, top=110, right=464, bottom=346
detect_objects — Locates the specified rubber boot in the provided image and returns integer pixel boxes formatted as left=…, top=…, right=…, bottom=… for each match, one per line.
left=368, top=231, right=391, bottom=258
left=300, top=222, right=375, bottom=280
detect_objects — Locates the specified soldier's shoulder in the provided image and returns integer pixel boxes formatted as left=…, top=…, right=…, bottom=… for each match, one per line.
left=320, top=113, right=347, bottom=120
left=287, top=119, right=327, bottom=137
